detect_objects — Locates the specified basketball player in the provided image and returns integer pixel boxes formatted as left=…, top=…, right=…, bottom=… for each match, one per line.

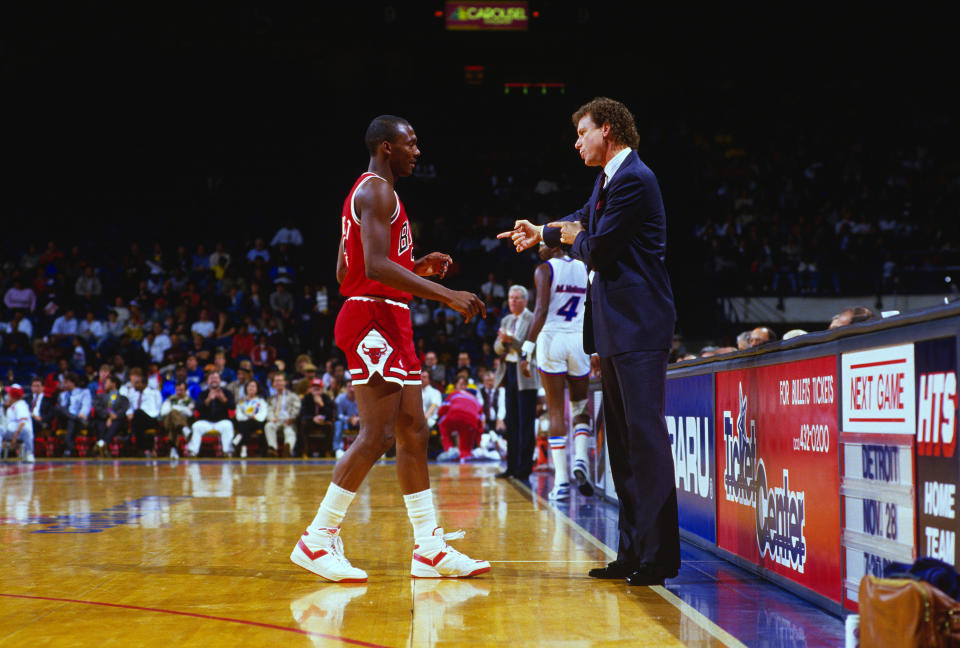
left=519, top=245, right=594, bottom=500
left=289, top=115, right=490, bottom=582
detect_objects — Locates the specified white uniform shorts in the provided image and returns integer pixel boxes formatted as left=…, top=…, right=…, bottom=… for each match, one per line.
left=536, top=329, right=590, bottom=378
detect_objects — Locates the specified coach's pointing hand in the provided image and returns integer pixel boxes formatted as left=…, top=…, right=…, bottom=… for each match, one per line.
left=546, top=221, right=584, bottom=245
left=446, top=290, right=486, bottom=324
left=497, top=219, right=542, bottom=252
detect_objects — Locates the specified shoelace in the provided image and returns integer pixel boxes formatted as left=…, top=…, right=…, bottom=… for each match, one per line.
left=440, top=529, right=466, bottom=542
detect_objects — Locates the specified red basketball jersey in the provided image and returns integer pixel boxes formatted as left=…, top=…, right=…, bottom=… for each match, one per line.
left=339, top=172, right=415, bottom=302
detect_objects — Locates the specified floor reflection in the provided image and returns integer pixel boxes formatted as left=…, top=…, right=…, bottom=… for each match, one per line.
left=290, top=584, right=370, bottom=646
left=409, top=579, right=491, bottom=647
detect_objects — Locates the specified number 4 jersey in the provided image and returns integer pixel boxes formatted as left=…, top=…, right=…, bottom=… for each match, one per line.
left=339, top=171, right=415, bottom=302
left=543, top=256, right=588, bottom=333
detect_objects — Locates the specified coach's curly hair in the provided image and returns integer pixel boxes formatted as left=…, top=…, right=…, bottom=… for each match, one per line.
left=572, top=97, right=640, bottom=149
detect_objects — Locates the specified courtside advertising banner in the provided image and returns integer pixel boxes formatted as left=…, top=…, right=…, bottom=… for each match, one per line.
left=915, top=337, right=959, bottom=566
left=666, top=373, right=716, bottom=543
left=716, top=356, right=842, bottom=603
left=842, top=343, right=916, bottom=434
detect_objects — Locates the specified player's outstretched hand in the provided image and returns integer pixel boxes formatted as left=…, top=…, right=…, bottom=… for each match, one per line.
left=497, top=219, right=541, bottom=252
left=446, top=290, right=486, bottom=323
left=414, top=252, right=452, bottom=278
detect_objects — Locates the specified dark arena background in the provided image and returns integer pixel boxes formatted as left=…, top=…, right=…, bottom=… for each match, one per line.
left=1, top=3, right=958, bottom=647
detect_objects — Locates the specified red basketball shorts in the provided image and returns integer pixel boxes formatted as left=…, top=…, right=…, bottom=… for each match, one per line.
left=334, top=297, right=421, bottom=386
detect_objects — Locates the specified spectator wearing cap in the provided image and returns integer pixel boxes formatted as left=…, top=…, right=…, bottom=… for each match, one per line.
left=187, top=369, right=235, bottom=457
left=3, top=383, right=35, bottom=463
left=235, top=380, right=268, bottom=458
left=298, top=377, right=334, bottom=457
left=55, top=371, right=91, bottom=457
left=91, top=374, right=129, bottom=457
left=227, top=360, right=254, bottom=403
left=265, top=373, right=299, bottom=457
left=333, top=381, right=359, bottom=458
left=292, top=362, right=318, bottom=396
left=159, top=380, right=195, bottom=458
left=123, top=368, right=163, bottom=457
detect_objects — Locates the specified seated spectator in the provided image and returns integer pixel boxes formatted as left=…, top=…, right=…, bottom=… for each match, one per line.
left=191, top=309, right=216, bottom=339
left=231, top=321, right=255, bottom=360
left=333, top=380, right=359, bottom=458
left=266, top=373, right=300, bottom=457
left=213, top=312, right=235, bottom=349
left=292, top=362, right=318, bottom=396
left=210, top=349, right=235, bottom=383
left=28, top=377, right=56, bottom=436
left=436, top=376, right=484, bottom=462
left=235, top=379, right=268, bottom=458
left=271, top=223, right=304, bottom=247
left=247, top=238, right=270, bottom=263
left=783, top=329, right=808, bottom=340
left=184, top=355, right=204, bottom=391
left=736, top=331, right=751, bottom=351
left=91, top=374, right=129, bottom=457
left=162, top=332, right=188, bottom=365
left=50, top=308, right=79, bottom=343
left=227, top=360, right=254, bottom=403
left=187, top=370, right=235, bottom=457
left=70, top=337, right=86, bottom=370
left=422, top=351, right=446, bottom=387
left=123, top=368, right=163, bottom=457
left=446, top=351, right=476, bottom=385
left=298, top=377, right=334, bottom=457
left=160, top=380, right=195, bottom=459
left=104, top=310, right=125, bottom=343
left=829, top=306, right=875, bottom=329
left=3, top=384, right=35, bottom=463
left=74, top=267, right=102, bottom=304
left=251, top=335, right=277, bottom=370
left=748, top=327, right=777, bottom=347
left=269, top=282, right=295, bottom=319
left=480, top=272, right=506, bottom=303
left=146, top=321, right=171, bottom=364
left=421, top=371, right=442, bottom=429
left=55, top=371, right=91, bottom=457
left=3, top=278, right=37, bottom=313
left=1, top=311, right=33, bottom=354
left=77, top=311, right=106, bottom=345
left=209, top=242, right=231, bottom=274
left=478, top=372, right=505, bottom=435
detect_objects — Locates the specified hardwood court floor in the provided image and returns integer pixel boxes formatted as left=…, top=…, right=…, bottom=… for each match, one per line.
left=0, top=459, right=732, bottom=647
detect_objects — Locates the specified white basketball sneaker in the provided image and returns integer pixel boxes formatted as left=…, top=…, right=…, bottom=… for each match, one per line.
left=411, top=527, right=491, bottom=578
left=290, top=527, right=368, bottom=583
left=548, top=482, right=570, bottom=501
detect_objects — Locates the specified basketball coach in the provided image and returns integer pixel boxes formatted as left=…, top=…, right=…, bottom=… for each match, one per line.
left=499, top=97, right=680, bottom=586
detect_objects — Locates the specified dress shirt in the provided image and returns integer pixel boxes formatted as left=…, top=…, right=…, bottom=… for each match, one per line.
left=122, top=386, right=163, bottom=418
left=603, top=147, right=632, bottom=188
left=59, top=388, right=92, bottom=418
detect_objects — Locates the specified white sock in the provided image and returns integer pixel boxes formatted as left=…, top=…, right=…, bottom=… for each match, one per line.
left=403, top=489, right=438, bottom=541
left=573, top=424, right=591, bottom=467
left=309, top=483, right=356, bottom=532
left=549, top=437, right=568, bottom=485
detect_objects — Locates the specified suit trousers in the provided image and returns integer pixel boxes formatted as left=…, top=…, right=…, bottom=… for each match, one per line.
left=504, top=362, right=537, bottom=479
left=599, top=351, right=680, bottom=571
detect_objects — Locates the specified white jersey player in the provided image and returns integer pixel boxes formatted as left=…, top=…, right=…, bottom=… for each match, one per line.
left=520, top=245, right=593, bottom=500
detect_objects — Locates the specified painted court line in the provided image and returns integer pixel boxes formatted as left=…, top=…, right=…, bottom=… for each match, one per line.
left=515, top=481, right=748, bottom=648
left=0, top=593, right=388, bottom=648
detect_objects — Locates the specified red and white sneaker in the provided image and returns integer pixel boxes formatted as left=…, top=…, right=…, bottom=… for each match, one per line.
left=411, top=527, right=491, bottom=578
left=290, top=527, right=368, bottom=583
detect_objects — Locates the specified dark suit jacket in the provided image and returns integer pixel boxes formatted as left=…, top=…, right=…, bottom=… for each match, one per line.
left=544, top=151, right=675, bottom=356
left=93, top=391, right=130, bottom=420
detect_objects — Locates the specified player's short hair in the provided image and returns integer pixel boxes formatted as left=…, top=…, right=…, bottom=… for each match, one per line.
left=365, top=115, right=411, bottom=155
left=508, top=285, right=528, bottom=300
left=572, top=97, right=640, bottom=149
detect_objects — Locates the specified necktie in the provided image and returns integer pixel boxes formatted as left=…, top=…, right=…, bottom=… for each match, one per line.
left=137, top=391, right=142, bottom=410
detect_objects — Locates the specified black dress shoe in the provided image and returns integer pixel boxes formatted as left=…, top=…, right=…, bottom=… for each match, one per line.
left=573, top=467, right=594, bottom=496
left=625, top=564, right=679, bottom=586
left=495, top=471, right=513, bottom=479
left=588, top=559, right=637, bottom=579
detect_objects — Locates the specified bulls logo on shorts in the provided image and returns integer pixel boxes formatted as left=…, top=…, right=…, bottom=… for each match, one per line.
left=358, top=328, right=394, bottom=374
